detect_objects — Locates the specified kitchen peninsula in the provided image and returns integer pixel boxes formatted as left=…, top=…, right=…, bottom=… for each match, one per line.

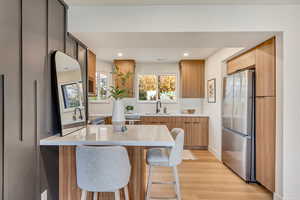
left=90, top=113, right=209, bottom=149
left=40, top=125, right=174, bottom=200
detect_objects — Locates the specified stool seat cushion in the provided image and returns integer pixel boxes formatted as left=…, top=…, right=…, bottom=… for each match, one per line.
left=146, top=148, right=170, bottom=166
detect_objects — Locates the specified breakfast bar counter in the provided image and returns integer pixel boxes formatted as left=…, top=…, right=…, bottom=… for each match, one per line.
left=40, top=125, right=174, bottom=200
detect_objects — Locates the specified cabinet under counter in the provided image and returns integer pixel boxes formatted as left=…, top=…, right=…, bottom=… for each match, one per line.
left=140, top=116, right=209, bottom=149
left=40, top=125, right=174, bottom=200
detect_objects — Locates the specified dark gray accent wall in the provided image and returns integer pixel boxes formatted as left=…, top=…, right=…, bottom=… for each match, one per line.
left=0, top=0, right=68, bottom=200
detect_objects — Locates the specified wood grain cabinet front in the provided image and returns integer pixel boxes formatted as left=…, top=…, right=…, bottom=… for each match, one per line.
left=113, top=60, right=136, bottom=98
left=227, top=49, right=256, bottom=74
left=141, top=116, right=209, bottom=149
left=88, top=50, right=96, bottom=96
left=256, top=97, right=276, bottom=192
left=179, top=60, right=205, bottom=98
left=255, top=38, right=276, bottom=97
left=227, top=37, right=276, bottom=97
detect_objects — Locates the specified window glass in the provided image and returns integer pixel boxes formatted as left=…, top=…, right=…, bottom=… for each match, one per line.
left=138, top=75, right=157, bottom=101
left=158, top=75, right=176, bottom=102
left=61, top=83, right=81, bottom=109
left=138, top=74, right=177, bottom=103
left=89, top=72, right=109, bottom=101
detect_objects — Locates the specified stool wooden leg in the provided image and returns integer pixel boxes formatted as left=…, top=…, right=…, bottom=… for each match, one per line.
left=81, top=190, right=87, bottom=200
left=93, top=192, right=98, bottom=200
left=114, top=190, right=120, bottom=200
left=173, top=166, right=181, bottom=200
left=124, top=185, right=129, bottom=200
left=146, top=166, right=153, bottom=200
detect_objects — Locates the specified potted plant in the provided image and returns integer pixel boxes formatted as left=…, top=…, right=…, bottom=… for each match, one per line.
left=126, top=105, right=134, bottom=114
left=109, top=66, right=133, bottom=131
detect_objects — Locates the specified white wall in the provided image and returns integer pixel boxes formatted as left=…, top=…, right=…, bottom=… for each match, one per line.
left=89, top=60, right=204, bottom=115
left=69, top=5, right=300, bottom=200
left=203, top=48, right=243, bottom=160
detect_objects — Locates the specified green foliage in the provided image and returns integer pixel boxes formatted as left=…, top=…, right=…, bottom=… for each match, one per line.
left=126, top=105, right=134, bottom=111
left=109, top=65, right=133, bottom=100
left=108, top=86, right=126, bottom=100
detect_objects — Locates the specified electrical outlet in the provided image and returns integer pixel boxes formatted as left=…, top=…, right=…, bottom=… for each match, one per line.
left=41, top=190, right=47, bottom=200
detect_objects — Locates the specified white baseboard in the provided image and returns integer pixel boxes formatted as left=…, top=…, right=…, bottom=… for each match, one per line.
left=208, top=146, right=221, bottom=161
left=274, top=193, right=282, bottom=200
left=282, top=193, right=299, bottom=200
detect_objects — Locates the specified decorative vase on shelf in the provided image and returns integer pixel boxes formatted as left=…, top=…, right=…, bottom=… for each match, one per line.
left=112, top=99, right=125, bottom=132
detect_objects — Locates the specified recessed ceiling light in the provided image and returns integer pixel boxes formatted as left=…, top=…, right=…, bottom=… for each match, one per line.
left=117, top=52, right=123, bottom=57
left=183, top=52, right=189, bottom=57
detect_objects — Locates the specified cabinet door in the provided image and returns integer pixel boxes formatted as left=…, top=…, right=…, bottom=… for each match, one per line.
left=78, top=44, right=88, bottom=119
left=66, top=36, right=78, bottom=59
left=113, top=60, right=135, bottom=97
left=23, top=0, right=48, bottom=199
left=256, top=97, right=276, bottom=192
left=227, top=50, right=256, bottom=74
left=180, top=60, right=205, bottom=98
left=0, top=0, right=23, bottom=199
left=88, top=50, right=96, bottom=95
left=178, top=117, right=208, bottom=148
left=48, top=0, right=65, bottom=53
left=256, top=38, right=276, bottom=97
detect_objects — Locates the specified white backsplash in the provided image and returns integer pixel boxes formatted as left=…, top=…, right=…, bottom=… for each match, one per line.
left=89, top=98, right=204, bottom=115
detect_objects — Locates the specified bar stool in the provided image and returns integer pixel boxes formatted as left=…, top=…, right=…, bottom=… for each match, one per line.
left=76, top=146, right=131, bottom=200
left=146, top=128, right=184, bottom=200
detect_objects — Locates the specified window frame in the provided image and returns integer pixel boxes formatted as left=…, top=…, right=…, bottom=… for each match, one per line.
left=88, top=71, right=110, bottom=104
left=136, top=72, right=178, bottom=104
left=59, top=81, right=84, bottom=113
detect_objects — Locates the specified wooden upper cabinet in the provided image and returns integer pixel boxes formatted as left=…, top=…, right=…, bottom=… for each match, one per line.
left=227, top=49, right=256, bottom=74
left=256, top=97, right=276, bottom=192
left=180, top=60, right=205, bottom=98
left=227, top=37, right=276, bottom=97
left=88, top=50, right=96, bottom=96
left=113, top=60, right=136, bottom=98
left=256, top=38, right=276, bottom=97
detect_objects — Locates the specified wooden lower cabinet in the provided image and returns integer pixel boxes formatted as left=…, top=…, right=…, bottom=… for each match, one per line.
left=256, top=97, right=276, bottom=192
left=141, top=116, right=209, bottom=149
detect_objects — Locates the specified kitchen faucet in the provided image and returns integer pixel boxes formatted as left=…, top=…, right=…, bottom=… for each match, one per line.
left=156, top=100, right=162, bottom=114
left=73, top=107, right=83, bottom=121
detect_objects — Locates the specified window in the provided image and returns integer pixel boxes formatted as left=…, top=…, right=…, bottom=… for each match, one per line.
left=138, top=74, right=177, bottom=103
left=89, top=72, right=109, bottom=102
left=61, top=82, right=83, bottom=109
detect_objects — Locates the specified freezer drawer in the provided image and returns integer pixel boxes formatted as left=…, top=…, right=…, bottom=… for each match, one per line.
left=222, top=128, right=252, bottom=181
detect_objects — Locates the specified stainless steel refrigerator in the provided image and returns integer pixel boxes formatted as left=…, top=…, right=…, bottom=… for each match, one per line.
left=222, top=69, right=256, bottom=182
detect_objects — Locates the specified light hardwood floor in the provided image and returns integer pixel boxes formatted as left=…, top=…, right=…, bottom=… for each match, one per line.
left=148, top=150, right=273, bottom=200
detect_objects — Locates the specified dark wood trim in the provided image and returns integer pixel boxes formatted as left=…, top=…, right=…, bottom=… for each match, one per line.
left=184, top=146, right=208, bottom=150
left=67, top=32, right=88, bottom=49
left=63, top=4, right=67, bottom=52
left=85, top=49, right=89, bottom=121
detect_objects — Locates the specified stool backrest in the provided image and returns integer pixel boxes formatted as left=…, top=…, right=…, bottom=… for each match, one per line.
left=169, top=128, right=185, bottom=166
left=76, top=146, right=131, bottom=192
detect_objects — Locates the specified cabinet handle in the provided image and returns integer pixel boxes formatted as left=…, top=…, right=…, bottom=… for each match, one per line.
left=0, top=74, right=5, bottom=200
left=34, top=80, right=40, bottom=199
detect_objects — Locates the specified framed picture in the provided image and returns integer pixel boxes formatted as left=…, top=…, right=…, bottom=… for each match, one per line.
left=207, top=78, right=216, bottom=103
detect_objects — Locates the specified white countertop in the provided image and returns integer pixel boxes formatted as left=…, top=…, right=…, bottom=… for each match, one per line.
left=40, top=125, right=175, bottom=147
left=90, top=113, right=209, bottom=118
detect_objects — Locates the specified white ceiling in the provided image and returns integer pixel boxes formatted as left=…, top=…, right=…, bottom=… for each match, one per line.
left=73, top=32, right=276, bottom=63
left=65, top=0, right=300, bottom=6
